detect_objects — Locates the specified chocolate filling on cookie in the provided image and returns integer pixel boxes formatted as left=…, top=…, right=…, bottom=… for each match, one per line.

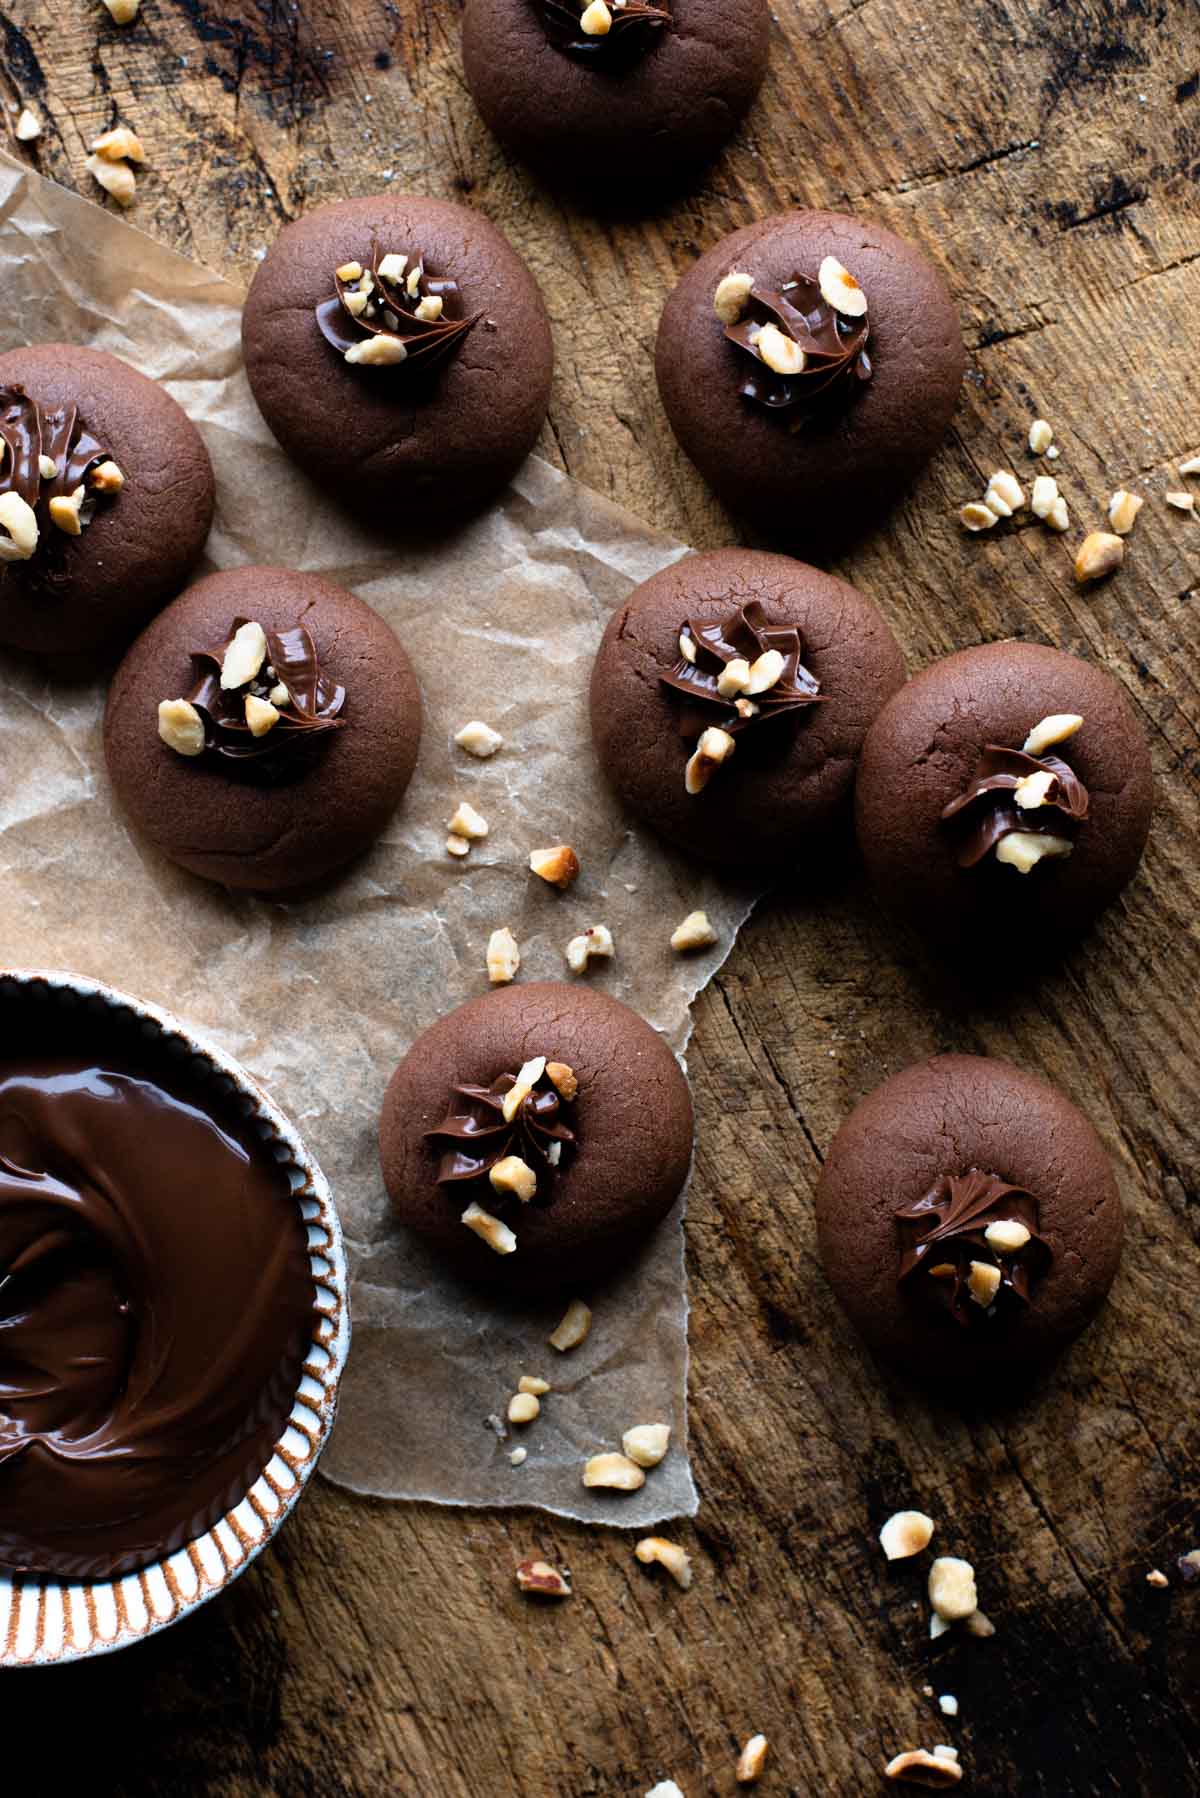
left=157, top=616, right=345, bottom=769
left=427, top=1057, right=577, bottom=1232
left=895, top=1168, right=1051, bottom=1327
left=715, top=258, right=872, bottom=428
left=659, top=598, right=823, bottom=793
left=535, top=0, right=671, bottom=66
left=941, top=714, right=1089, bottom=874
left=0, top=383, right=124, bottom=564
left=315, top=245, right=482, bottom=373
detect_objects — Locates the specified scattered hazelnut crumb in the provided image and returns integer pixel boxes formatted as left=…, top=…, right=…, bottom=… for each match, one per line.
left=1046, top=445, right=1060, bottom=460
left=514, top=1558, right=571, bottom=1598
left=14, top=108, right=40, bottom=143
left=548, top=1298, right=591, bottom=1352
left=509, top=1446, right=526, bottom=1467
left=507, top=1391, right=540, bottom=1425
left=565, top=923, right=614, bottom=974
left=1108, top=489, right=1144, bottom=535
left=1030, top=474, right=1059, bottom=519
left=84, top=153, right=136, bottom=207
left=448, top=799, right=488, bottom=840
left=454, top=719, right=503, bottom=758
left=959, top=501, right=998, bottom=533
left=101, top=0, right=141, bottom=21
left=634, top=1537, right=693, bottom=1589
left=486, top=926, right=520, bottom=985
left=1028, top=418, right=1054, bottom=455
left=490, top=1154, right=537, bottom=1203
left=646, top=1784, right=686, bottom=1798
left=928, top=1557, right=977, bottom=1622
left=735, top=1734, right=769, bottom=1786
left=883, top=1746, right=963, bottom=1786
left=582, top=1451, right=645, bottom=1492
left=529, top=844, right=580, bottom=889
left=1073, top=530, right=1125, bottom=584
left=938, top=1694, right=959, bottom=1717
left=670, top=909, right=719, bottom=954
left=622, top=1423, right=671, bottom=1468
left=461, top=1200, right=517, bottom=1255
left=446, top=833, right=470, bottom=858
left=579, top=0, right=612, bottom=34
left=983, top=470, right=1024, bottom=516
left=1146, top=1568, right=1170, bottom=1588
left=1166, top=490, right=1196, bottom=513
left=91, top=125, right=145, bottom=162
left=1178, top=454, right=1200, bottom=477
left=1177, top=1549, right=1200, bottom=1582
left=519, top=1375, right=550, bottom=1396
left=880, top=1510, right=935, bottom=1561
left=1045, top=494, right=1070, bottom=531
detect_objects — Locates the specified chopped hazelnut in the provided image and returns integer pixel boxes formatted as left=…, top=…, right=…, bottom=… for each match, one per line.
left=735, top=1734, right=769, bottom=1786
left=267, top=682, right=289, bottom=708
left=377, top=252, right=407, bottom=282
left=461, top=1200, right=517, bottom=1255
left=818, top=254, right=868, bottom=317
left=1177, top=1549, right=1200, bottom=1582
left=507, top=1391, right=540, bottom=1425
left=1074, top=530, right=1124, bottom=584
left=716, top=657, right=751, bottom=699
left=529, top=845, right=580, bottom=889
left=930, top=1613, right=950, bottom=1640
left=84, top=153, right=135, bottom=206
left=579, top=0, right=611, bottom=32
left=502, top=1055, right=546, bottom=1123
left=938, top=1695, right=959, bottom=1717
left=38, top=455, right=57, bottom=480
left=1166, top=489, right=1196, bottom=512
left=1045, top=495, right=1070, bottom=532
left=984, top=1219, right=1031, bottom=1253
left=634, top=1536, right=692, bottom=1589
left=1013, top=768, right=1056, bottom=810
left=755, top=322, right=806, bottom=377
left=1178, top=454, right=1200, bottom=476
left=335, top=260, right=363, bottom=283
left=519, top=1375, right=550, bottom=1395
left=342, top=288, right=370, bottom=320
left=746, top=648, right=786, bottom=694
left=582, top=1451, right=645, bottom=1492
left=486, top=925, right=520, bottom=984
left=244, top=694, right=280, bottom=737
left=157, top=698, right=206, bottom=758
left=928, top=1556, right=977, bottom=1622
left=966, top=1260, right=1001, bottom=1306
left=101, top=0, right=141, bottom=21
left=678, top=629, right=697, bottom=664
left=685, top=725, right=735, bottom=795
left=509, top=1446, right=527, bottom=1467
left=490, top=1154, right=537, bottom=1203
left=545, top=1061, right=578, bottom=1101
left=1022, top=712, right=1083, bottom=757
left=959, top=501, right=998, bottom=532
left=89, top=459, right=125, bottom=494
left=670, top=909, right=718, bottom=954
left=446, top=834, right=471, bottom=858
left=515, top=1558, right=571, bottom=1597
left=883, top=1748, right=963, bottom=1786
left=0, top=490, right=38, bottom=561
left=455, top=719, right=503, bottom=758
left=48, top=486, right=85, bottom=536
left=415, top=295, right=444, bottom=322
left=1108, top=489, right=1143, bottom=534
left=221, top=619, right=268, bottom=690
left=984, top=470, right=1025, bottom=516
left=994, top=830, right=1073, bottom=873
left=448, top=800, right=489, bottom=840
left=91, top=125, right=145, bottom=162
left=1030, top=474, right=1059, bottom=519
left=1146, top=1568, right=1169, bottom=1588
left=548, top=1298, right=592, bottom=1352
left=565, top=924, right=614, bottom=974
left=879, top=1510, right=935, bottom=1561
left=622, top=1423, right=671, bottom=1468
left=344, top=336, right=407, bottom=366
left=1028, top=418, right=1054, bottom=455
left=14, top=108, right=40, bottom=143
left=965, top=1608, right=995, bottom=1638
left=713, top=270, right=754, bottom=324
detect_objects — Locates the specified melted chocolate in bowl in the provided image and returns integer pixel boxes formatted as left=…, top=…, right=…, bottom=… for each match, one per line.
left=0, top=989, right=315, bottom=1580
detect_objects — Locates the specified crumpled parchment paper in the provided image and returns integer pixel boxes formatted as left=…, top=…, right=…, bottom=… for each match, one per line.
left=0, top=154, right=760, bottom=1525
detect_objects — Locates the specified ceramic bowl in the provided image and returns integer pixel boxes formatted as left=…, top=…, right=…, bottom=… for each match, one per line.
left=0, top=968, right=350, bottom=1666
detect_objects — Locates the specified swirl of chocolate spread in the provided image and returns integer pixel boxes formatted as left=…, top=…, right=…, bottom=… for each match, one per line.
left=427, top=1065, right=577, bottom=1195
left=179, top=616, right=346, bottom=766
left=0, top=1021, right=314, bottom=1578
left=0, top=383, right=122, bottom=559
left=723, top=274, right=872, bottom=425
left=896, top=1168, right=1051, bottom=1328
left=941, top=743, right=1089, bottom=868
left=659, top=598, right=824, bottom=743
left=535, top=0, right=671, bottom=65
left=315, top=245, right=482, bottom=375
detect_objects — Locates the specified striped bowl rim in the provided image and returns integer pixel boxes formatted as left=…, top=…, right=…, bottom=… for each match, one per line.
left=0, top=968, right=350, bottom=1666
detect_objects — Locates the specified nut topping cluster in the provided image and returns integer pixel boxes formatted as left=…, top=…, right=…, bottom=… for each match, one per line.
left=157, top=616, right=345, bottom=764
left=715, top=256, right=872, bottom=426
left=0, top=385, right=125, bottom=565
left=316, top=244, right=482, bottom=375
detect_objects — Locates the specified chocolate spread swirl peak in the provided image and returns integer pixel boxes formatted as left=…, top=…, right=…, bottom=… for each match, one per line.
left=715, top=256, right=872, bottom=428
left=941, top=713, right=1090, bottom=872
left=895, top=1168, right=1051, bottom=1328
left=157, top=615, right=345, bottom=770
left=535, top=0, right=671, bottom=65
left=427, top=1059, right=577, bottom=1194
left=0, top=383, right=124, bottom=563
left=315, top=244, right=482, bottom=375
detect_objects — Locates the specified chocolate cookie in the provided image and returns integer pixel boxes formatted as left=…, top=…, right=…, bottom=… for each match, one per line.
left=104, top=565, right=422, bottom=892
left=816, top=1055, right=1123, bottom=1386
left=462, top=0, right=770, bottom=199
left=855, top=640, right=1154, bottom=947
left=0, top=344, right=214, bottom=655
left=380, top=981, right=693, bottom=1293
left=242, top=195, right=553, bottom=528
left=590, top=548, right=905, bottom=865
left=656, top=210, right=964, bottom=548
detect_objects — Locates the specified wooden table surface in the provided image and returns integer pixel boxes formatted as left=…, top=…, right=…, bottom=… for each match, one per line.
left=5, top=2, right=1200, bottom=1793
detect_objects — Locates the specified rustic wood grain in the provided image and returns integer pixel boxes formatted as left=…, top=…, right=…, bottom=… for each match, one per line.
left=3, top=1, right=1200, bottom=1792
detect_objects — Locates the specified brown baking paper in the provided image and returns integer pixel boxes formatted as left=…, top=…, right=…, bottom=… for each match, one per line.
left=0, top=155, right=760, bottom=1526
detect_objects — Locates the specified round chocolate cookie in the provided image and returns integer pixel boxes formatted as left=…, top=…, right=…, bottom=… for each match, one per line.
left=855, top=640, right=1154, bottom=947
left=590, top=548, right=905, bottom=866
left=462, top=0, right=769, bottom=199
left=656, top=210, right=964, bottom=548
left=380, top=981, right=694, bottom=1293
left=815, top=1054, right=1123, bottom=1386
left=242, top=195, right=553, bottom=528
left=104, top=565, right=422, bottom=892
left=0, top=344, right=214, bottom=655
